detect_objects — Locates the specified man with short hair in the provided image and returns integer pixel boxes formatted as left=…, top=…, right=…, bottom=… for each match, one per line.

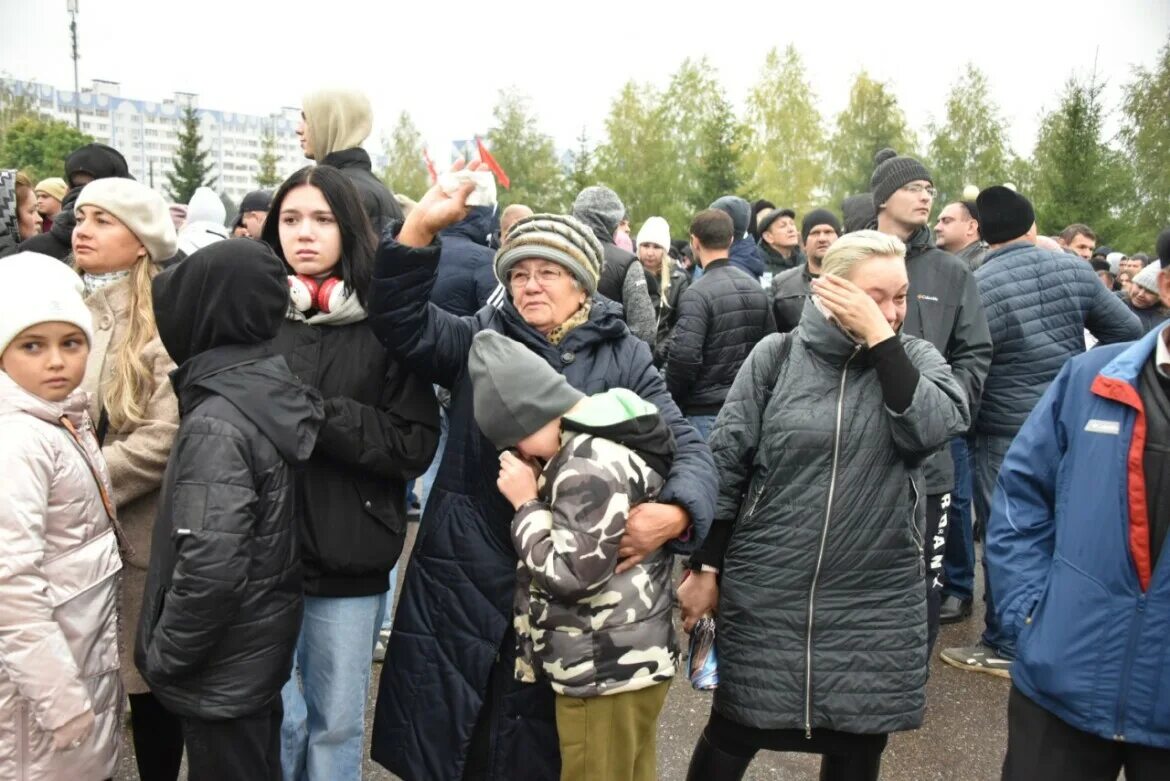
left=934, top=201, right=988, bottom=269
left=33, top=178, right=66, bottom=232
left=498, top=203, right=533, bottom=242
left=940, top=187, right=1141, bottom=677
left=986, top=247, right=1170, bottom=780
left=1058, top=223, right=1097, bottom=260
left=664, top=209, right=774, bottom=440
left=755, top=207, right=803, bottom=278
left=710, top=196, right=765, bottom=282
left=770, top=209, right=841, bottom=332
left=871, top=148, right=992, bottom=652
left=235, top=190, right=271, bottom=239
left=297, top=88, right=403, bottom=234
left=1121, top=254, right=1146, bottom=277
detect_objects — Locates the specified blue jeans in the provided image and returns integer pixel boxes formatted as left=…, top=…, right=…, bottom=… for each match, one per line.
left=418, top=402, right=449, bottom=514
left=280, top=594, right=383, bottom=781
left=942, top=437, right=976, bottom=601
left=972, top=432, right=1017, bottom=658
left=687, top=414, right=718, bottom=442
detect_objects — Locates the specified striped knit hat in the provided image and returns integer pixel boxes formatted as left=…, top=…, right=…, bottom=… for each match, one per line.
left=494, top=214, right=603, bottom=295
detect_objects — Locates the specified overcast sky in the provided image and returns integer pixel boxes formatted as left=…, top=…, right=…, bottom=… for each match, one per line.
left=2, top=1, right=1169, bottom=171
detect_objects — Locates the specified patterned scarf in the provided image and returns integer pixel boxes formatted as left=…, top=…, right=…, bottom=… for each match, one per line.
left=546, top=300, right=591, bottom=346
left=82, top=270, right=132, bottom=298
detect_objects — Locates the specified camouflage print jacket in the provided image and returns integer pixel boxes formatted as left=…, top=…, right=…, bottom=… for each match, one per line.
left=511, top=388, right=679, bottom=698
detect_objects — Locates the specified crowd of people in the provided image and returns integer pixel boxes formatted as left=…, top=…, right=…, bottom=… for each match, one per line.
left=0, top=84, right=1168, bottom=781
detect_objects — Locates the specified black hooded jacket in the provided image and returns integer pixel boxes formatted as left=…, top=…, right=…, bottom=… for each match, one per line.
left=433, top=206, right=499, bottom=316
left=320, top=147, right=404, bottom=236
left=137, top=240, right=324, bottom=719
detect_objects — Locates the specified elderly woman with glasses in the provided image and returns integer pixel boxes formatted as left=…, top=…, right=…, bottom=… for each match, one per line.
left=363, top=163, right=717, bottom=781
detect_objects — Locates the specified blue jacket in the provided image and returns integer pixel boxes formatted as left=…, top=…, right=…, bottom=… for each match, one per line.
left=727, top=236, right=764, bottom=281
left=987, top=325, right=1170, bottom=749
left=365, top=234, right=716, bottom=781
left=974, top=241, right=1141, bottom=436
left=432, top=206, right=500, bottom=316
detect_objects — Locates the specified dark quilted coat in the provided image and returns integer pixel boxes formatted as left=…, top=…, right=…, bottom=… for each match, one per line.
left=320, top=148, right=404, bottom=235
left=663, top=259, right=775, bottom=415
left=710, top=301, right=968, bottom=734
left=433, top=207, right=500, bottom=316
left=365, top=235, right=717, bottom=781
left=973, top=241, right=1141, bottom=437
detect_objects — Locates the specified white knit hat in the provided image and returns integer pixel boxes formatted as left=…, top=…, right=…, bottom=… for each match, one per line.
left=636, top=216, right=671, bottom=250
left=76, top=178, right=178, bottom=263
left=1132, top=260, right=1163, bottom=294
left=0, top=252, right=93, bottom=354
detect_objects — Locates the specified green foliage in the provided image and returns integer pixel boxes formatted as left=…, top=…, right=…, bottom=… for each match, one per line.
left=380, top=111, right=429, bottom=201
left=740, top=45, right=826, bottom=214
left=826, top=71, right=915, bottom=209
left=256, top=123, right=282, bottom=189
left=1029, top=74, right=1136, bottom=246
left=1120, top=35, right=1170, bottom=252
left=0, top=115, right=92, bottom=183
left=485, top=89, right=566, bottom=212
left=166, top=105, right=215, bottom=203
left=594, top=81, right=690, bottom=234
left=566, top=126, right=595, bottom=201
left=927, top=64, right=1014, bottom=205
left=0, top=80, right=41, bottom=138
left=662, top=57, right=742, bottom=214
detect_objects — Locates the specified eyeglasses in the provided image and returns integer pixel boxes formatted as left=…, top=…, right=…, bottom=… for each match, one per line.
left=509, top=267, right=565, bottom=289
left=901, top=183, right=938, bottom=198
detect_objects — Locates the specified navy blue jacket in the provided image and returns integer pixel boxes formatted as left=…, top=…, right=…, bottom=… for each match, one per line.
left=433, top=207, right=499, bottom=316
left=974, top=241, right=1141, bottom=437
left=987, top=326, right=1170, bottom=748
left=727, top=236, right=764, bottom=281
left=365, top=235, right=716, bottom=781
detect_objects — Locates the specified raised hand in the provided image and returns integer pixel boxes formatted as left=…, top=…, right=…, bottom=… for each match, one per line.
left=397, top=159, right=486, bottom=248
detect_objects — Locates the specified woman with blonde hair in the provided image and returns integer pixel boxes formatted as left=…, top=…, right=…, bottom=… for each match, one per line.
left=72, top=177, right=183, bottom=781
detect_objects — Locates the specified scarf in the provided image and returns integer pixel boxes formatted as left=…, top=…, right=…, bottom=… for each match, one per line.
left=547, top=300, right=591, bottom=346
left=82, top=270, right=131, bottom=298
left=285, top=283, right=368, bottom=327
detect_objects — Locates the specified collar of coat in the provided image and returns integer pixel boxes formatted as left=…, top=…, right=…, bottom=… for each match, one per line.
left=797, top=296, right=892, bottom=368
left=496, top=295, right=628, bottom=364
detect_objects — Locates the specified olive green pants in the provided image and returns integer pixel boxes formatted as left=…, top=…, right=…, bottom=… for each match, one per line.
left=554, top=680, right=671, bottom=781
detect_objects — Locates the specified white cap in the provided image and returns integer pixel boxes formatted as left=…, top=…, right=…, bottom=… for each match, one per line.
left=0, top=253, right=94, bottom=354
left=636, top=216, right=671, bottom=250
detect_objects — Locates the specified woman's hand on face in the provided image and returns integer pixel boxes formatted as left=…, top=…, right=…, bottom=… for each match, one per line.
left=678, top=570, right=719, bottom=633
left=811, top=274, right=896, bottom=347
left=497, top=450, right=539, bottom=510
left=397, top=159, right=484, bottom=248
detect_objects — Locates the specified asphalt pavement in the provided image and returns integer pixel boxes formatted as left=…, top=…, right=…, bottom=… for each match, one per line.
left=116, top=521, right=1012, bottom=780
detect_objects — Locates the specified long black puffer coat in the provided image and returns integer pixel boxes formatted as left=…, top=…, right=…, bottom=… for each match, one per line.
left=365, top=234, right=717, bottom=781
left=708, top=301, right=968, bottom=735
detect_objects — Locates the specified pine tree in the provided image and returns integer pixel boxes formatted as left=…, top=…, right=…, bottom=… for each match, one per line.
left=255, top=122, right=282, bottom=189
left=927, top=64, right=1014, bottom=205
left=485, top=89, right=566, bottom=211
left=567, top=126, right=595, bottom=200
left=662, top=57, right=740, bottom=213
left=166, top=105, right=215, bottom=203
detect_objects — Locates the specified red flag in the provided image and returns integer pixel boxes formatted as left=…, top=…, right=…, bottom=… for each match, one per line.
left=475, top=137, right=510, bottom=189
left=422, top=147, right=438, bottom=184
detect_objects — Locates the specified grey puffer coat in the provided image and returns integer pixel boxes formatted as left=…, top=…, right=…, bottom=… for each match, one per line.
left=710, top=300, right=968, bottom=735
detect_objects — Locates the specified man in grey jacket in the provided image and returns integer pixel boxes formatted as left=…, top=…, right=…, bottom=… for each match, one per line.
left=871, top=149, right=992, bottom=652
left=940, top=186, right=1141, bottom=677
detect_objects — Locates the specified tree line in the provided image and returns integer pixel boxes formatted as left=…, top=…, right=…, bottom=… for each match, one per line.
left=383, top=38, right=1170, bottom=253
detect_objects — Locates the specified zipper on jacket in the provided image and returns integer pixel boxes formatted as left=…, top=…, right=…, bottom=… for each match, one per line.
left=909, top=480, right=924, bottom=577
left=1112, top=594, right=1146, bottom=741
left=804, top=344, right=860, bottom=738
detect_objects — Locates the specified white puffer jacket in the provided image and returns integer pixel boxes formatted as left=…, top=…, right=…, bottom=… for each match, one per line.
left=0, top=371, right=123, bottom=780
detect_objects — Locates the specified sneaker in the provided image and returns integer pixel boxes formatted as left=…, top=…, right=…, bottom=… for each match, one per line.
left=939, top=595, right=973, bottom=624
left=373, top=629, right=391, bottom=663
left=940, top=643, right=1012, bottom=678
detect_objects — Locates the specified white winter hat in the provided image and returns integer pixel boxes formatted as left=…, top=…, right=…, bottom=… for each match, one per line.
left=1132, top=260, right=1163, bottom=294
left=76, top=178, right=178, bottom=263
left=1106, top=252, right=1124, bottom=276
left=0, top=252, right=93, bottom=354
left=636, top=216, right=671, bottom=250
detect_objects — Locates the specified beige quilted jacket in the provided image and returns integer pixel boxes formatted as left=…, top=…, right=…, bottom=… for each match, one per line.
left=0, top=371, right=123, bottom=780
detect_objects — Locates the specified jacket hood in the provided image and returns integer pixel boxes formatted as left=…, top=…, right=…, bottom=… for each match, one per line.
left=797, top=296, right=876, bottom=366
left=728, top=237, right=764, bottom=279
left=185, top=186, right=226, bottom=226
left=562, top=387, right=676, bottom=479
left=303, top=89, right=372, bottom=159
left=170, top=345, right=322, bottom=463
left=440, top=206, right=494, bottom=247
left=153, top=238, right=289, bottom=365
left=573, top=210, right=618, bottom=247
left=65, top=143, right=130, bottom=187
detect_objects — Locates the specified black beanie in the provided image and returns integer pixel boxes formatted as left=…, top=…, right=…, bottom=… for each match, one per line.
left=975, top=186, right=1036, bottom=245
left=1157, top=228, right=1170, bottom=269
left=869, top=149, right=932, bottom=209
left=801, top=209, right=842, bottom=243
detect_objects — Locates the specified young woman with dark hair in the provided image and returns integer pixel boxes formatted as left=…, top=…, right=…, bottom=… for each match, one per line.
left=262, top=165, right=440, bottom=781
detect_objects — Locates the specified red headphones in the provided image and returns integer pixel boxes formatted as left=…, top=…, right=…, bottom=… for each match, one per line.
left=288, top=275, right=345, bottom=314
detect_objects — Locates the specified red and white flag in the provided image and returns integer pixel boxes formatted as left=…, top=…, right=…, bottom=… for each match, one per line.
left=475, top=137, right=510, bottom=189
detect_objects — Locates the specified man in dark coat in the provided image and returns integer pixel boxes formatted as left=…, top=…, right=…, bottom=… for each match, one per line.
left=297, top=88, right=404, bottom=235
left=710, top=195, right=764, bottom=282
left=3, top=143, right=131, bottom=261
left=432, top=206, right=500, bottom=317
left=934, top=200, right=988, bottom=270
left=870, top=149, right=992, bottom=653
left=365, top=181, right=717, bottom=781
left=770, top=209, right=841, bottom=332
left=755, top=207, right=805, bottom=279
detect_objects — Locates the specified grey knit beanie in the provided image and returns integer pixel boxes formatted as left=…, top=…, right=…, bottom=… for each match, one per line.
left=468, top=330, right=585, bottom=449
left=870, top=148, right=932, bottom=210
left=572, top=186, right=625, bottom=235
left=710, top=196, right=751, bottom=238
left=1132, top=260, right=1163, bottom=295
left=494, top=214, right=603, bottom=295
